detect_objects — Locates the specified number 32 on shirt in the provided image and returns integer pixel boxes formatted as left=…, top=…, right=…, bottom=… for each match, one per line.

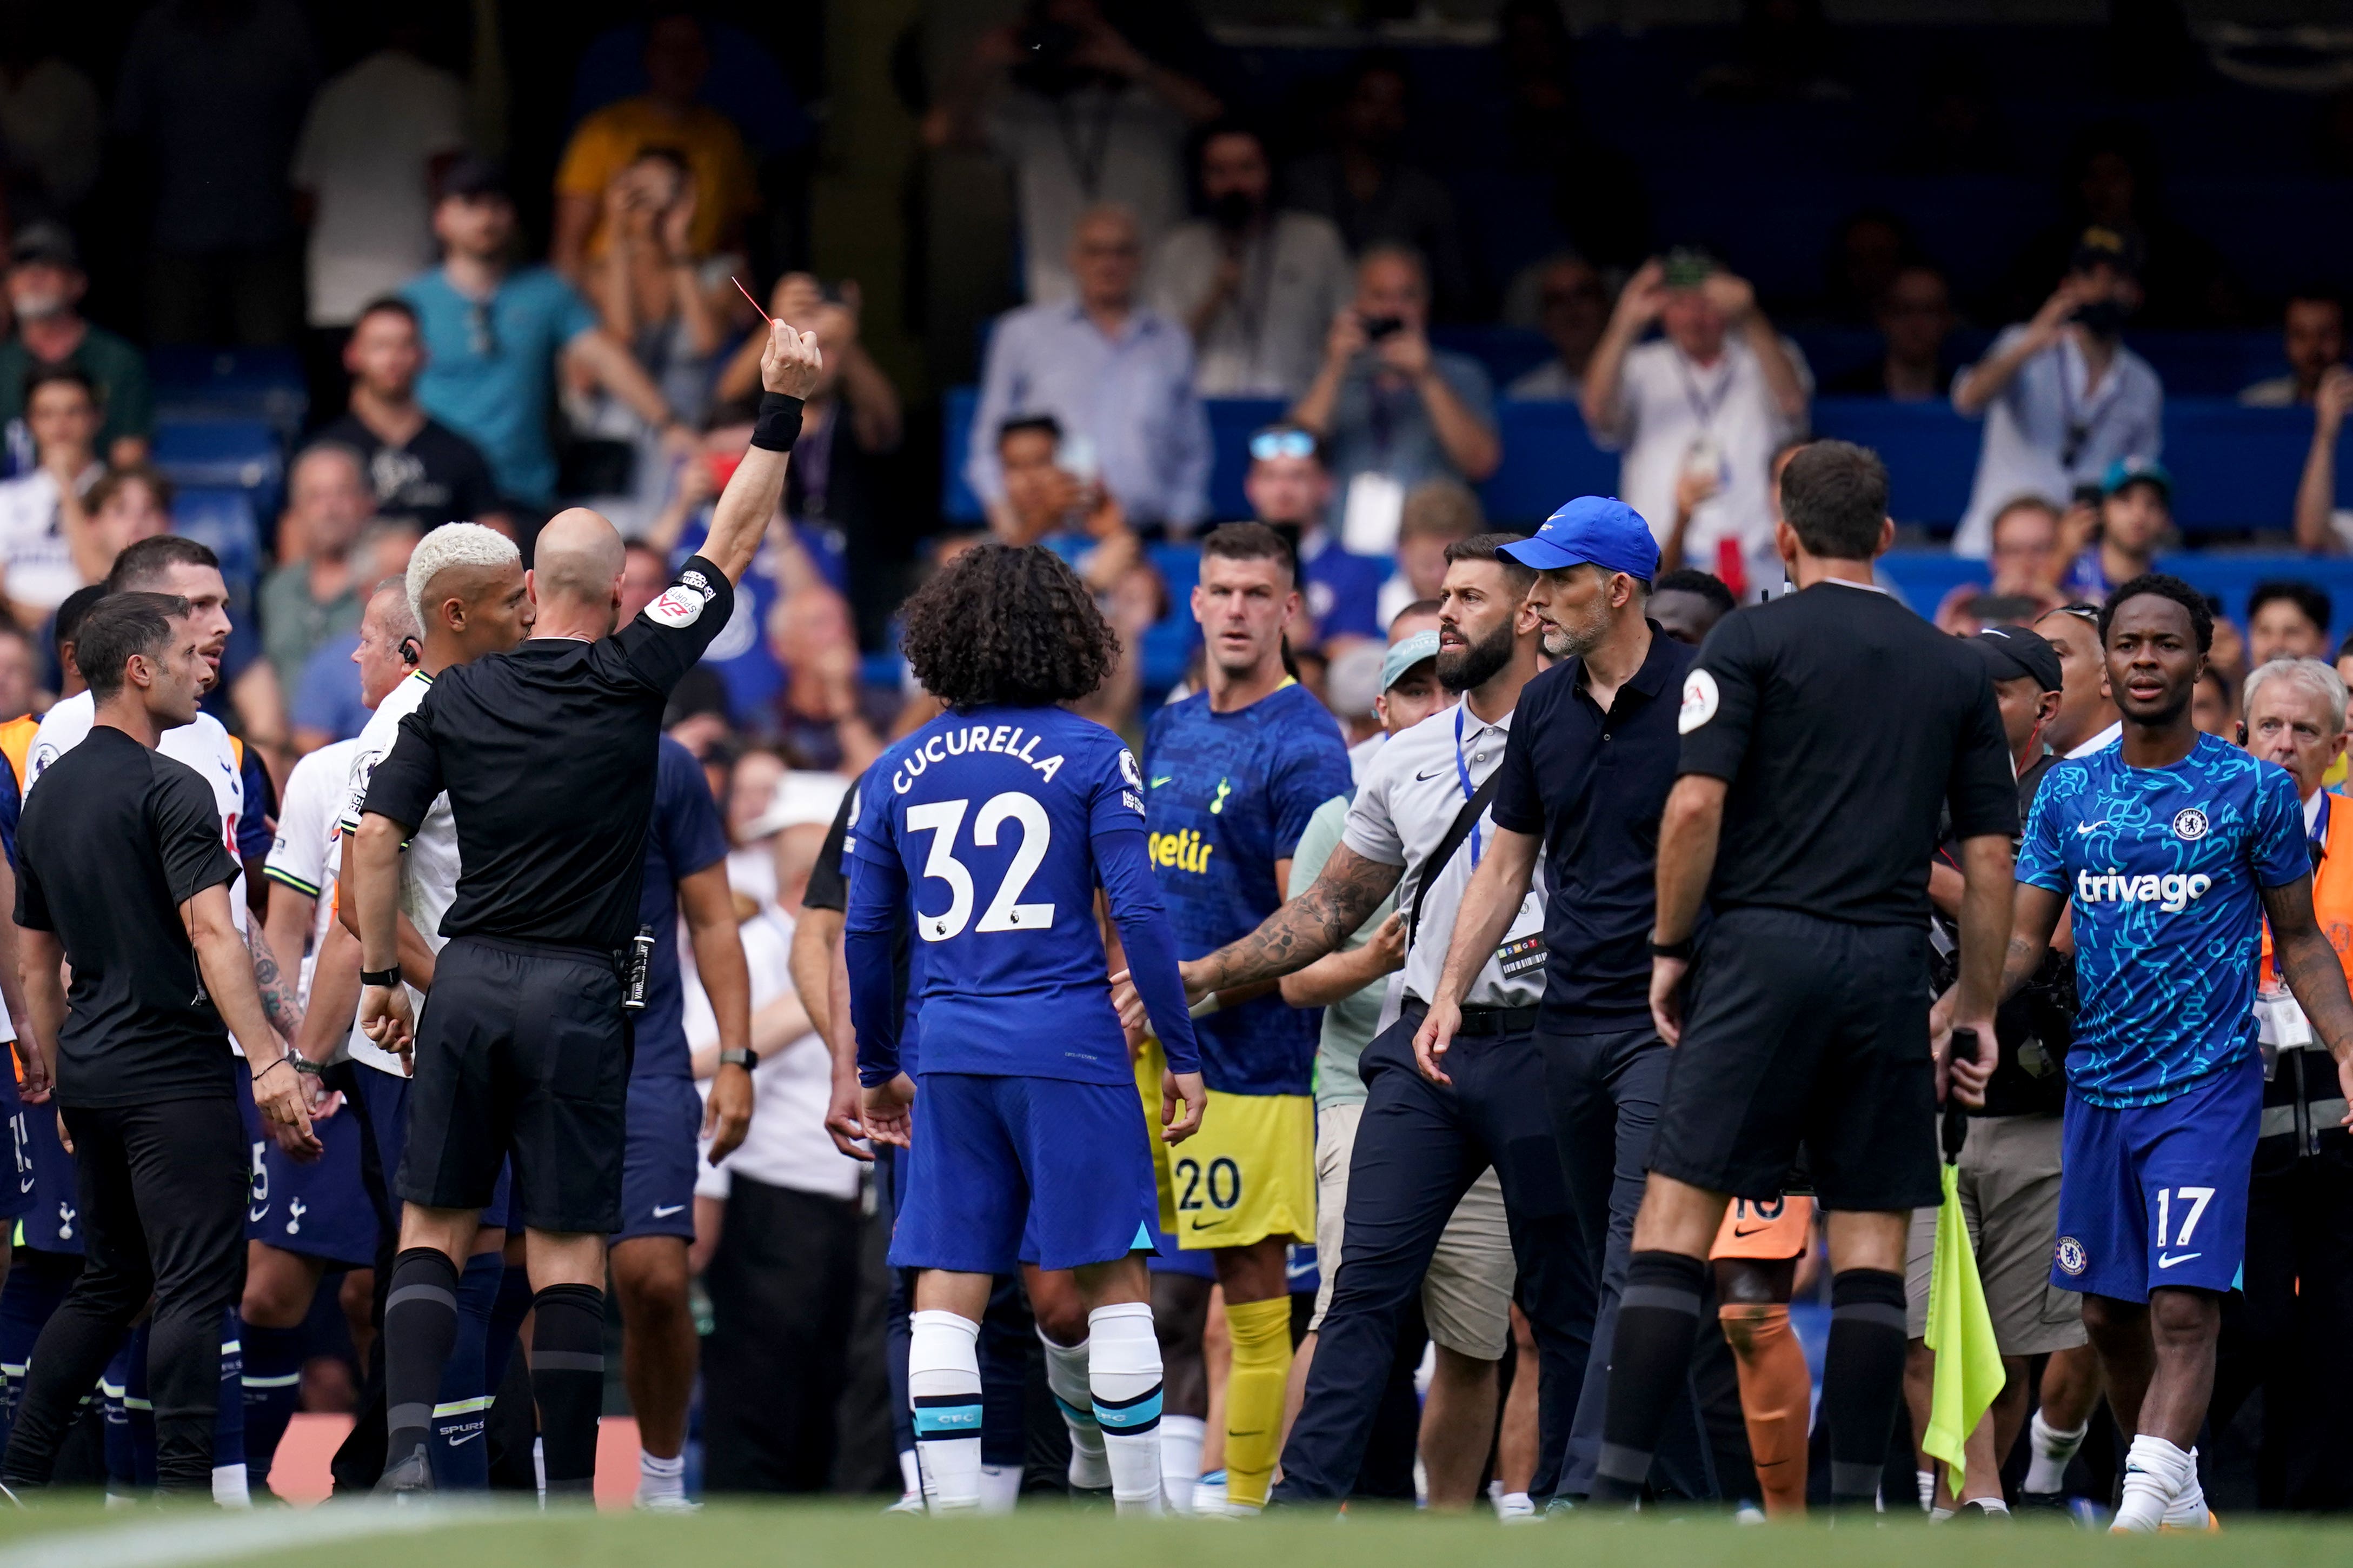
left=906, top=791, right=1054, bottom=941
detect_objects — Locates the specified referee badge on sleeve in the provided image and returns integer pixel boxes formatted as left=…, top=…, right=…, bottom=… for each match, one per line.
left=1678, top=669, right=1720, bottom=735
left=646, top=586, right=709, bottom=628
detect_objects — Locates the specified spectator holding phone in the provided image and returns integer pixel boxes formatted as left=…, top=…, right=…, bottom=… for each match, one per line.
left=988, top=413, right=1143, bottom=595
left=1952, top=225, right=2163, bottom=557
left=2058, top=456, right=2171, bottom=602
left=1581, top=249, right=1811, bottom=599
left=1290, top=245, right=1498, bottom=555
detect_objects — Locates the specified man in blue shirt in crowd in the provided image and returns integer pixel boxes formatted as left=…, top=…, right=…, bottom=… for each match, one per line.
left=401, top=157, right=697, bottom=524
left=1996, top=572, right=2353, bottom=1532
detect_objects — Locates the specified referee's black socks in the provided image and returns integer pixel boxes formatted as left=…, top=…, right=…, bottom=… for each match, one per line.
left=1823, top=1268, right=1909, bottom=1507
left=1589, top=1250, right=1707, bottom=1505
left=531, top=1283, right=607, bottom=1497
left=382, top=1247, right=462, bottom=1477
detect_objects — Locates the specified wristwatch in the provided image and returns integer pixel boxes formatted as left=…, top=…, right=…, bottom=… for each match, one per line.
left=286, top=1056, right=324, bottom=1078
left=1649, top=936, right=1695, bottom=962
left=717, top=1047, right=756, bottom=1072
left=361, top=965, right=402, bottom=989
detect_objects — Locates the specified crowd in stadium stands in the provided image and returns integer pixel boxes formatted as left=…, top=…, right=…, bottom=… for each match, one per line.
left=0, top=0, right=2349, bottom=1506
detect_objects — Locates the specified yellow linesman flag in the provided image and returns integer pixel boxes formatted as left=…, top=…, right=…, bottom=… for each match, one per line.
left=1923, top=1160, right=2005, bottom=1490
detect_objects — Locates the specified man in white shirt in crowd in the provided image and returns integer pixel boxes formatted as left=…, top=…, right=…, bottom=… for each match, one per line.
left=2239, top=289, right=2344, bottom=408
left=1580, top=250, right=1810, bottom=600
left=1147, top=124, right=1350, bottom=400
left=291, top=22, right=466, bottom=343
left=1951, top=225, right=2163, bottom=557
left=0, top=363, right=103, bottom=628
left=921, top=1, right=1222, bottom=304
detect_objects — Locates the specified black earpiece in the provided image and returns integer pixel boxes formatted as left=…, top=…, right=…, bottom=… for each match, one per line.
left=400, top=636, right=422, bottom=667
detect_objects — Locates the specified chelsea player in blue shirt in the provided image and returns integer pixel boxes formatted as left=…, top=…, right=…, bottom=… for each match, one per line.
left=1987, top=575, right=2353, bottom=1532
left=849, top=543, right=1207, bottom=1516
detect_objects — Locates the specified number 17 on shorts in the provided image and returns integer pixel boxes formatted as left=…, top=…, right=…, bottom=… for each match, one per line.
left=2053, top=1069, right=2256, bottom=1302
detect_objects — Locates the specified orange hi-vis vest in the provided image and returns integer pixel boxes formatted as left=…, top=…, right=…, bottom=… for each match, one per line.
left=2259, top=791, right=2353, bottom=997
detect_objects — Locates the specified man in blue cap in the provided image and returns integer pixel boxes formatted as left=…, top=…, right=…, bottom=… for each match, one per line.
left=1418, top=495, right=1717, bottom=1502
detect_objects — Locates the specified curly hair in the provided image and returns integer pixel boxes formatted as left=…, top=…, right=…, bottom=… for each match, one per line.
left=899, top=542, right=1120, bottom=709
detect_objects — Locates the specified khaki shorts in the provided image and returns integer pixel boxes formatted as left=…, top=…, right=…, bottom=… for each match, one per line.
left=1307, top=1100, right=1514, bottom=1360
left=1905, top=1113, right=2085, bottom=1356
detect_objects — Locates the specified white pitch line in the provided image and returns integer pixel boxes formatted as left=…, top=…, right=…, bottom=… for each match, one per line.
left=0, top=1500, right=527, bottom=1568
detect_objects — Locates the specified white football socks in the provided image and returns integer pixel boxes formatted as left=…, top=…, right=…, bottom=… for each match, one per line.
left=1038, top=1329, right=1112, bottom=1490
left=638, top=1448, right=686, bottom=1506
left=1160, top=1413, right=1205, bottom=1512
left=2162, top=1446, right=2210, bottom=1529
left=1087, top=1303, right=1166, bottom=1515
left=909, top=1310, right=983, bottom=1511
left=2025, top=1409, right=2088, bottom=1494
left=2113, top=1434, right=2192, bottom=1533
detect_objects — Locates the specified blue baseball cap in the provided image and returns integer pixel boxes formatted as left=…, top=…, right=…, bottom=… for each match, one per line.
left=1498, top=496, right=1660, bottom=581
left=2101, top=455, right=2171, bottom=500
left=1380, top=630, right=1440, bottom=692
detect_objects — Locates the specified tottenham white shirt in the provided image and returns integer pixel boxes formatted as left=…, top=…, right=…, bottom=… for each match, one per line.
left=264, top=737, right=360, bottom=1005
left=338, top=669, right=458, bottom=1076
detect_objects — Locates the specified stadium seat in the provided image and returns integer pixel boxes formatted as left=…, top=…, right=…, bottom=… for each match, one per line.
left=1879, top=549, right=2353, bottom=649
left=148, top=346, right=308, bottom=438
left=153, top=418, right=287, bottom=534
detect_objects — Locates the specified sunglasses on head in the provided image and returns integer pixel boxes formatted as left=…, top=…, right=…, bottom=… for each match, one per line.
left=1249, top=430, right=1317, bottom=462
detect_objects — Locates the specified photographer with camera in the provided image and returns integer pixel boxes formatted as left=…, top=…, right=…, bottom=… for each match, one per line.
left=1580, top=250, right=1810, bottom=602
left=1952, top=225, right=2164, bottom=558
left=1290, top=245, right=1499, bottom=556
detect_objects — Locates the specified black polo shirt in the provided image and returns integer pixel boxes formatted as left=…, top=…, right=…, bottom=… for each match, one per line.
left=1679, top=579, right=2014, bottom=926
left=15, top=727, right=241, bottom=1106
left=364, top=556, right=735, bottom=951
left=1492, top=622, right=1694, bottom=1033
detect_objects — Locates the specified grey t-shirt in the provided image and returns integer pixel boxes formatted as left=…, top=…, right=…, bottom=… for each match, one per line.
left=1293, top=793, right=1392, bottom=1111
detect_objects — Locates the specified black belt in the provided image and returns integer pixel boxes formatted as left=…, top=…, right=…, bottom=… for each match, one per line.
left=1403, top=999, right=1539, bottom=1037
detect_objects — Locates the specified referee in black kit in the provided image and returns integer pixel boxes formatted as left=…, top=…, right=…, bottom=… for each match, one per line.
left=351, top=318, right=826, bottom=1496
left=3, top=594, right=314, bottom=1497
left=1585, top=440, right=2019, bottom=1509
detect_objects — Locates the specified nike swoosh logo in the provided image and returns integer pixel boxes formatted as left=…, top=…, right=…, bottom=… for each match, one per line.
left=2157, top=1251, right=2201, bottom=1268
left=1414, top=765, right=1452, bottom=782
left=444, top=1428, right=486, bottom=1445
left=2076, top=821, right=2108, bottom=836
left=1151, top=776, right=1173, bottom=788
left=652, top=1203, right=686, bottom=1218
left=1731, top=1223, right=1773, bottom=1237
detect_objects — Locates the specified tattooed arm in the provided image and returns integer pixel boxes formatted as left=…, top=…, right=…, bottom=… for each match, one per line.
left=1179, top=844, right=1404, bottom=1002
left=247, top=922, right=304, bottom=1046
left=2263, top=873, right=2353, bottom=1128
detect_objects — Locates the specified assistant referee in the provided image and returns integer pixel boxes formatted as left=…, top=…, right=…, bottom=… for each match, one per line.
left=352, top=318, right=826, bottom=1497
left=1585, top=440, right=2019, bottom=1509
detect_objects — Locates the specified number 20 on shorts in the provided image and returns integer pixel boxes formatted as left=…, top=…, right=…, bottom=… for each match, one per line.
left=1175, top=1156, right=1243, bottom=1213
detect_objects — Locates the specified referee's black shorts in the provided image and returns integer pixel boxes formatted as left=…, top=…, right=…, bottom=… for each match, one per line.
left=398, top=935, right=633, bottom=1233
left=1648, top=906, right=1940, bottom=1213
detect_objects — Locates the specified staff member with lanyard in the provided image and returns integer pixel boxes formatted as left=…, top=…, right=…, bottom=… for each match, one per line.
left=1587, top=439, right=2018, bottom=1510
left=2, top=593, right=313, bottom=1497
left=2222, top=657, right=2353, bottom=1509
left=1158, top=536, right=1587, bottom=1506
left=352, top=316, right=825, bottom=1497
left=1418, top=495, right=1714, bottom=1502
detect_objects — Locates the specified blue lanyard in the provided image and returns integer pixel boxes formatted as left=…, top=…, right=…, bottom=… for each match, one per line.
left=1453, top=705, right=1483, bottom=868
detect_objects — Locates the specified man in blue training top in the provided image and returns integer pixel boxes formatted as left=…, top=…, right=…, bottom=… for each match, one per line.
left=849, top=542, right=1207, bottom=1516
left=1128, top=521, right=1353, bottom=1513
left=1978, top=572, right=2353, bottom=1532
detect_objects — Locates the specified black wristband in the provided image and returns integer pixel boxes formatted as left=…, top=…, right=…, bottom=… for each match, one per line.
left=750, top=392, right=805, bottom=453
left=361, top=966, right=402, bottom=989
left=1650, top=936, right=1695, bottom=962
